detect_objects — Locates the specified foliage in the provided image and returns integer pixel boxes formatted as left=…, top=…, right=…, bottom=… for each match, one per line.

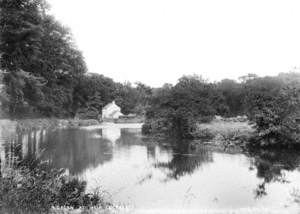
left=0, top=0, right=86, bottom=117
left=143, top=72, right=300, bottom=148
left=216, top=79, right=244, bottom=116
left=243, top=73, right=300, bottom=147
left=143, top=75, right=217, bottom=138
left=73, top=74, right=116, bottom=119
left=0, top=165, right=109, bottom=213
left=114, top=82, right=152, bottom=115
left=115, top=82, right=139, bottom=115
left=72, top=75, right=152, bottom=119
left=194, top=120, right=253, bottom=142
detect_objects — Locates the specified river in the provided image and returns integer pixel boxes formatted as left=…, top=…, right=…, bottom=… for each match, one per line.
left=1, top=123, right=300, bottom=213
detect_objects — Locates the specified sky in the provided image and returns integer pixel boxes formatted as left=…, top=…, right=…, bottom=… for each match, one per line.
left=49, top=0, right=300, bottom=87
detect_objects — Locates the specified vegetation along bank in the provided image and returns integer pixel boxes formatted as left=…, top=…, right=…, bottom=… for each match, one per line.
left=142, top=73, right=300, bottom=149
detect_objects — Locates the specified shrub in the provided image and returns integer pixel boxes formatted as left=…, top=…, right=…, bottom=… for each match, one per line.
left=143, top=75, right=217, bottom=139
left=0, top=165, right=109, bottom=213
left=244, top=77, right=300, bottom=148
left=75, top=107, right=100, bottom=120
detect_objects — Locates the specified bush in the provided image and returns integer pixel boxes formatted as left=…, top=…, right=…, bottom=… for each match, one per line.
left=244, top=77, right=300, bottom=148
left=75, top=107, right=100, bottom=120
left=0, top=165, right=109, bottom=213
left=142, top=118, right=171, bottom=136
left=143, top=75, right=217, bottom=139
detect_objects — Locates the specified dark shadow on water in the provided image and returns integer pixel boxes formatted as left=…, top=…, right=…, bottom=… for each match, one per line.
left=1, top=128, right=114, bottom=175
left=153, top=140, right=213, bottom=181
left=248, top=148, right=300, bottom=198
left=116, top=129, right=144, bottom=146
left=41, top=129, right=114, bottom=175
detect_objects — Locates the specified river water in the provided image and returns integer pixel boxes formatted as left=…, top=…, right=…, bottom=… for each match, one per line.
left=1, top=123, right=300, bottom=213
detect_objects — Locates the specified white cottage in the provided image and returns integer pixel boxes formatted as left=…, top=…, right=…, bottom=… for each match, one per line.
left=102, top=101, right=123, bottom=120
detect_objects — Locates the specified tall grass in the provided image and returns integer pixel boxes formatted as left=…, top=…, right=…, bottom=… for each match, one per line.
left=0, top=164, right=111, bottom=214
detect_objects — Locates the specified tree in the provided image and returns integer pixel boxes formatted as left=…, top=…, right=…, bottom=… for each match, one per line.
left=217, top=79, right=244, bottom=116
left=244, top=74, right=300, bottom=147
left=143, top=75, right=217, bottom=138
left=0, top=0, right=87, bottom=117
left=0, top=0, right=44, bottom=115
left=72, top=74, right=117, bottom=119
left=115, top=82, right=140, bottom=115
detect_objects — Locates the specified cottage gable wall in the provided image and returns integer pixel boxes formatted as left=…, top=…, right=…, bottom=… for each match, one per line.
left=102, top=101, right=123, bottom=120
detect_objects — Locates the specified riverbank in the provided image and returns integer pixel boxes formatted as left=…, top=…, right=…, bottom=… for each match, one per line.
left=191, top=118, right=255, bottom=150
left=0, top=118, right=100, bottom=134
left=115, top=115, right=145, bottom=124
left=142, top=117, right=255, bottom=151
left=81, top=122, right=143, bottom=130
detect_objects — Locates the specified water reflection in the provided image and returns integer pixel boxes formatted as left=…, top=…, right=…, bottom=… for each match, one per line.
left=116, top=129, right=143, bottom=146
left=102, top=127, right=121, bottom=143
left=154, top=143, right=213, bottom=181
left=0, top=129, right=45, bottom=170
left=1, top=125, right=300, bottom=211
left=0, top=128, right=114, bottom=175
left=41, top=129, right=113, bottom=175
left=248, top=148, right=300, bottom=198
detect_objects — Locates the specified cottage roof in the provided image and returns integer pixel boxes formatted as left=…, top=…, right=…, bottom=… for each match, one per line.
left=102, top=101, right=120, bottom=110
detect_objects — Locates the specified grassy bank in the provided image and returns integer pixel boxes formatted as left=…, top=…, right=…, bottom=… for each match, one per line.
left=191, top=119, right=254, bottom=149
left=143, top=117, right=254, bottom=146
left=195, top=119, right=254, bottom=140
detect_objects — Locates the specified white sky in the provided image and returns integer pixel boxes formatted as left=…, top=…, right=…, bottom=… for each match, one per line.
left=49, top=0, right=300, bottom=87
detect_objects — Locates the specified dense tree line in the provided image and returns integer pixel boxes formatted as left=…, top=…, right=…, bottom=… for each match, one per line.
left=0, top=0, right=85, bottom=117
left=143, top=73, right=300, bottom=147
left=0, top=0, right=150, bottom=118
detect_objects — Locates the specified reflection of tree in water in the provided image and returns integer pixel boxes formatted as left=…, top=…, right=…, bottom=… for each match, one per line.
left=115, top=129, right=143, bottom=146
left=0, top=129, right=45, bottom=169
left=41, top=129, right=113, bottom=175
left=2, top=127, right=147, bottom=176
left=248, top=148, right=300, bottom=198
left=116, top=129, right=162, bottom=161
left=1, top=129, right=114, bottom=175
left=154, top=142, right=213, bottom=181
left=116, top=133, right=213, bottom=181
